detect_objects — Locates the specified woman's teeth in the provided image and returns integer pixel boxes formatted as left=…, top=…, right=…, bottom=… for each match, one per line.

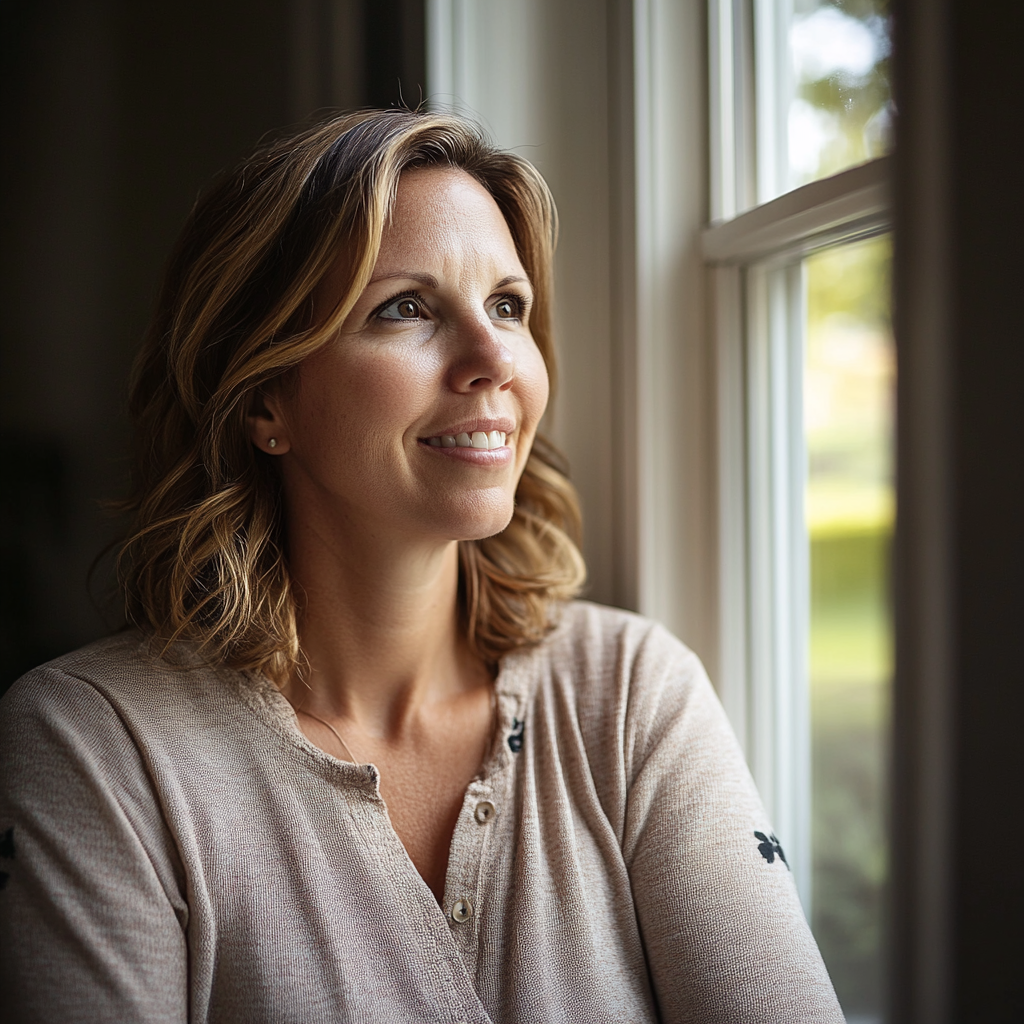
left=427, top=430, right=507, bottom=450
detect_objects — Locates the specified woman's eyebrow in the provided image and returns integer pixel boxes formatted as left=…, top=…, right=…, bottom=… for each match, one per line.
left=493, top=275, right=531, bottom=290
left=367, top=272, right=532, bottom=291
left=368, top=271, right=440, bottom=287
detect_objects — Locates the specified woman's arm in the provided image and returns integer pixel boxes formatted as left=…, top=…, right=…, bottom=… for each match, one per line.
left=0, top=667, right=188, bottom=1024
left=621, top=630, right=845, bottom=1023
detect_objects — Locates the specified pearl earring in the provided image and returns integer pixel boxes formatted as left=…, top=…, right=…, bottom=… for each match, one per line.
left=268, top=438, right=278, bottom=449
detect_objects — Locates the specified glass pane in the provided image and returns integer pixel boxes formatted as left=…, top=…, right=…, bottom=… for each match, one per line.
left=789, top=0, right=892, bottom=188
left=804, top=234, right=893, bottom=1021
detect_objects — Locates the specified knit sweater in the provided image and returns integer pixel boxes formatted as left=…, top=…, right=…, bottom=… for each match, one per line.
left=0, top=601, right=844, bottom=1023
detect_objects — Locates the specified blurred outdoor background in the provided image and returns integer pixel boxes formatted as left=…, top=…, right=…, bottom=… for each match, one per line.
left=806, top=234, right=892, bottom=1016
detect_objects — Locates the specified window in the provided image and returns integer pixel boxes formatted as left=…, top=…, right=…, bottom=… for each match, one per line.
left=707, top=1, right=893, bottom=1019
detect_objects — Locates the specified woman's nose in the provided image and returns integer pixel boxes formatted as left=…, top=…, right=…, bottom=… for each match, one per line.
left=447, top=314, right=515, bottom=393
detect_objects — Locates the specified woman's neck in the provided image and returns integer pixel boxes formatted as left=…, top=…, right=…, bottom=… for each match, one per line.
left=281, top=520, right=483, bottom=740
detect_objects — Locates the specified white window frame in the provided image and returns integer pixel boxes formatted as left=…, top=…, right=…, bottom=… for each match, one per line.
left=707, top=0, right=893, bottom=909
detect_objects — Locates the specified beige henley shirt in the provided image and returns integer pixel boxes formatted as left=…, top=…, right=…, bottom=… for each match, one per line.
left=0, top=601, right=844, bottom=1023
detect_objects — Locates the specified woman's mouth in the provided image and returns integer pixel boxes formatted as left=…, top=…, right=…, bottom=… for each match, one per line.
left=423, top=431, right=507, bottom=450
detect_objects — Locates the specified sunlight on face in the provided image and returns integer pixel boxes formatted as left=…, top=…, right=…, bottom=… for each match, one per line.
left=275, top=168, right=550, bottom=547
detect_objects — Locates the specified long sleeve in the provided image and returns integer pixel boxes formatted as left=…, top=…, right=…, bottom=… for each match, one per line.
left=621, top=629, right=845, bottom=1023
left=0, top=668, right=189, bottom=1024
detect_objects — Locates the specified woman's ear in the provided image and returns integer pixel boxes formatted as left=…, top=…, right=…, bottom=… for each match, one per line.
left=247, top=386, right=291, bottom=454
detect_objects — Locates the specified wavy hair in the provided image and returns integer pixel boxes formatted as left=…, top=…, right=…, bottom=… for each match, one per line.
left=118, top=109, right=585, bottom=680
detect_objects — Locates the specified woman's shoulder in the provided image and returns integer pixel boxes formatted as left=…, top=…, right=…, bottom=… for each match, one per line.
left=0, top=631, right=258, bottom=752
left=504, top=600, right=719, bottom=743
left=539, top=599, right=708, bottom=693
left=0, top=632, right=305, bottom=817
left=4, top=631, right=213, bottom=706
left=7, top=630, right=159, bottom=685
left=3, top=633, right=142, bottom=719
left=503, top=604, right=746, bottom=823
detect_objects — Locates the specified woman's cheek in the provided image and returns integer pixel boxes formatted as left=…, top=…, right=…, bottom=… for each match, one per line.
left=519, top=345, right=550, bottom=427
left=343, top=345, right=437, bottom=427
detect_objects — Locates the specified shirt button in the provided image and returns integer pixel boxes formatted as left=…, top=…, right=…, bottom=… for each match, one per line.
left=474, top=800, right=497, bottom=824
left=451, top=897, right=474, bottom=924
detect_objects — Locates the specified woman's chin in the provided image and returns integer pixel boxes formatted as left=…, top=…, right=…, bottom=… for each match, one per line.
left=456, top=513, right=516, bottom=543
left=430, top=495, right=516, bottom=543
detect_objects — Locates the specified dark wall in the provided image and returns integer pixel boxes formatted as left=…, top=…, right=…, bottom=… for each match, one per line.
left=892, top=0, right=1024, bottom=1019
left=0, top=0, right=424, bottom=690
left=948, top=0, right=1024, bottom=1017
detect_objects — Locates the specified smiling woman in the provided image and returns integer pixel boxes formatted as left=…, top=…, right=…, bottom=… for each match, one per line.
left=256, top=168, right=549, bottom=559
left=0, top=110, right=843, bottom=1023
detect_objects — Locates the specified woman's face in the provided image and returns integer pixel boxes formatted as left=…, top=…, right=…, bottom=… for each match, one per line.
left=256, top=167, right=550, bottom=547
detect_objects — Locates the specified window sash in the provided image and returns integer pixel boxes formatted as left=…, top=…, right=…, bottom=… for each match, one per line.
left=708, top=0, right=893, bottom=915
left=709, top=161, right=890, bottom=916
left=704, top=156, right=891, bottom=264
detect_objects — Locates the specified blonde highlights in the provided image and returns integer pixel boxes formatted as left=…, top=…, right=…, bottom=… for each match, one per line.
left=118, top=109, right=584, bottom=678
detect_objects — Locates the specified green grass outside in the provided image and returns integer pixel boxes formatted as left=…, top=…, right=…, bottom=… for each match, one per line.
left=809, top=527, right=891, bottom=1015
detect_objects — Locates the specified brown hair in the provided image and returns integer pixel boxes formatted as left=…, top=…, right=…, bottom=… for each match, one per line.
left=118, top=109, right=585, bottom=680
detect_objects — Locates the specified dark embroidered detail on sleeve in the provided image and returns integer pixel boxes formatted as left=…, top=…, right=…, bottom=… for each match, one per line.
left=754, top=830, right=789, bottom=869
left=508, top=718, right=525, bottom=753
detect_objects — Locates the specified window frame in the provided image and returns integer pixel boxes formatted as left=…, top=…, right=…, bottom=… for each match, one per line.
left=706, top=0, right=893, bottom=911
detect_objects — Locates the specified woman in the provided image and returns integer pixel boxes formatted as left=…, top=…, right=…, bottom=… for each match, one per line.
left=0, top=110, right=844, bottom=1022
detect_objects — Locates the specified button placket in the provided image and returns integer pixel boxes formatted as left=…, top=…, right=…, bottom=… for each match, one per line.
left=447, top=796, right=486, bottom=927
left=441, top=685, right=519, bottom=963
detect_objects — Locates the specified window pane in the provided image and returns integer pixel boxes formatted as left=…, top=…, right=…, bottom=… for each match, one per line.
left=804, top=234, right=893, bottom=1020
left=789, top=0, right=893, bottom=187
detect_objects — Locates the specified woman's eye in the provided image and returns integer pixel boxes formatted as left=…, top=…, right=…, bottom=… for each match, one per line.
left=378, top=297, right=423, bottom=320
left=492, top=298, right=520, bottom=320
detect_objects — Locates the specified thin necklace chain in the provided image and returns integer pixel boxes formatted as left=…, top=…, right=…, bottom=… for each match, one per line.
left=290, top=687, right=499, bottom=767
left=294, top=707, right=360, bottom=764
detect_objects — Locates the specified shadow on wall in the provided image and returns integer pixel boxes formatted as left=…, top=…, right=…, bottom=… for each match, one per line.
left=0, top=0, right=425, bottom=694
left=0, top=434, right=122, bottom=688
left=2, top=436, right=73, bottom=684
